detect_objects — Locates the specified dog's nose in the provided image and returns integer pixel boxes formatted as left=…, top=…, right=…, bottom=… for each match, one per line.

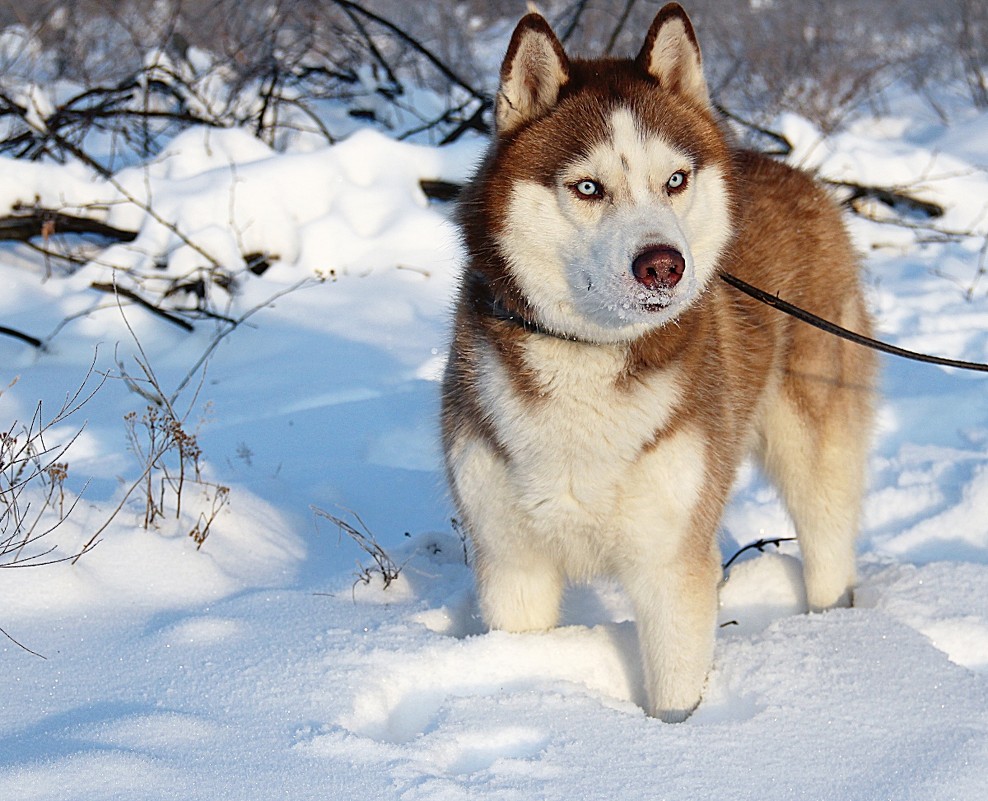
left=632, top=246, right=685, bottom=290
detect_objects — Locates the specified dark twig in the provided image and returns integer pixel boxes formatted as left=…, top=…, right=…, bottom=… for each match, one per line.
left=714, top=104, right=793, bottom=156
left=722, top=537, right=797, bottom=572
left=0, top=89, right=226, bottom=271
left=336, top=1, right=402, bottom=94
left=450, top=517, right=470, bottom=565
left=0, top=624, right=47, bottom=659
left=90, top=282, right=195, bottom=332
left=560, top=0, right=592, bottom=43
left=419, top=179, right=462, bottom=202
left=831, top=179, right=944, bottom=219
left=255, top=61, right=282, bottom=142
left=0, top=325, right=44, bottom=349
left=0, top=87, right=114, bottom=178
left=604, top=0, right=639, bottom=56
left=438, top=101, right=491, bottom=144
left=329, top=0, right=487, bottom=103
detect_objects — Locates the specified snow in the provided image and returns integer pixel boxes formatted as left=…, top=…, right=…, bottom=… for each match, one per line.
left=2, top=92, right=988, bottom=798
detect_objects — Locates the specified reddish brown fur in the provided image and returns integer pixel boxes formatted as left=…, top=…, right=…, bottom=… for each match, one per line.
left=441, top=3, right=877, bottom=721
left=444, top=18, right=875, bottom=555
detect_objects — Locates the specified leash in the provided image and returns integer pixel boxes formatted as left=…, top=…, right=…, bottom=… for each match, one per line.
left=474, top=268, right=988, bottom=372
left=720, top=271, right=988, bottom=374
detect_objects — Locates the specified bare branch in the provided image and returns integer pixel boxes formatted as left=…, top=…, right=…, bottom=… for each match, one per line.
left=604, top=0, right=638, bottom=57
left=722, top=537, right=797, bottom=572
left=90, top=282, right=195, bottom=332
left=0, top=325, right=43, bottom=349
left=0, top=624, right=47, bottom=659
left=328, top=0, right=488, bottom=103
left=0, top=207, right=137, bottom=243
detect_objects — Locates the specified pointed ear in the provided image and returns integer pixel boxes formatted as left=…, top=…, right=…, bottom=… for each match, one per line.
left=636, top=3, right=710, bottom=108
left=496, top=13, right=570, bottom=136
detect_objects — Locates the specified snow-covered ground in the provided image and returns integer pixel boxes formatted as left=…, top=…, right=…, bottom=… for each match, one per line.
left=1, top=89, right=987, bottom=798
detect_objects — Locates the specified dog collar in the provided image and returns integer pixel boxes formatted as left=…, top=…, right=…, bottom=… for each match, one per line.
left=467, top=270, right=594, bottom=343
left=490, top=301, right=582, bottom=341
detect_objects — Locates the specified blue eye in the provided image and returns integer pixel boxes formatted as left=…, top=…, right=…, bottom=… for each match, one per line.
left=666, top=171, right=688, bottom=191
left=574, top=179, right=603, bottom=198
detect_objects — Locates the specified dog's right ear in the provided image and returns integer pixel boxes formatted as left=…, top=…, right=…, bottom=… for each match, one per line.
left=636, top=3, right=710, bottom=108
left=496, top=14, right=570, bottom=137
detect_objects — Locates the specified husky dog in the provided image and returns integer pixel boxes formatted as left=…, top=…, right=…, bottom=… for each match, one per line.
left=441, top=3, right=876, bottom=722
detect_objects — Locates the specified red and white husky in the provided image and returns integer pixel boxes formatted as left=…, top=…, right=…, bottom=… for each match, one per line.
left=441, top=3, right=876, bottom=721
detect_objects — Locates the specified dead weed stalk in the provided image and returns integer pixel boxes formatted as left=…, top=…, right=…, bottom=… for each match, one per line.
left=312, top=505, right=403, bottom=591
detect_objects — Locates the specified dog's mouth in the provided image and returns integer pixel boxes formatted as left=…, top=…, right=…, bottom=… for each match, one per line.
left=624, top=288, right=673, bottom=310
left=603, top=285, right=682, bottom=326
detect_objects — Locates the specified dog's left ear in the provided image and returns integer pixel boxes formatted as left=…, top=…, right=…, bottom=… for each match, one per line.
left=636, top=3, right=710, bottom=108
left=496, top=13, right=570, bottom=136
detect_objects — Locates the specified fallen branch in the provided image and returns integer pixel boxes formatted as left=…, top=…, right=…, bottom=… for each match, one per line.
left=715, top=104, right=793, bottom=156
left=707, top=107, right=948, bottom=222
left=0, top=209, right=137, bottom=243
left=0, top=325, right=44, bottom=349
left=419, top=179, right=462, bottom=202
left=830, top=179, right=944, bottom=219
left=90, top=282, right=195, bottom=332
left=0, top=92, right=227, bottom=271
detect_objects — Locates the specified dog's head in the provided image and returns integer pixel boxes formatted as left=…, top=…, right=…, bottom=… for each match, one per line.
left=463, top=4, right=735, bottom=344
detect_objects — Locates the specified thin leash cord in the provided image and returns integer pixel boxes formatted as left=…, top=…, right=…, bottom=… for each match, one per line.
left=720, top=271, right=988, bottom=374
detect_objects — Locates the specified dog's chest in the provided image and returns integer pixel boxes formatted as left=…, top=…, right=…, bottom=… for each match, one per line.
left=478, top=336, right=682, bottom=516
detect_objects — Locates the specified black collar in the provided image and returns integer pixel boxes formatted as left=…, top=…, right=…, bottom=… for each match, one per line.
left=484, top=295, right=586, bottom=343
left=469, top=273, right=587, bottom=343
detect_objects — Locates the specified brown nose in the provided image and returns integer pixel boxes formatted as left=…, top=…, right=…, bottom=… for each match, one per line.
left=632, top=246, right=685, bottom=290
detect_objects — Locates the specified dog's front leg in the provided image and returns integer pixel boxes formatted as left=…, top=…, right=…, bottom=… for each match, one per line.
left=621, top=543, right=720, bottom=722
left=448, top=435, right=565, bottom=633
left=618, top=429, right=721, bottom=722
left=474, top=542, right=564, bottom=632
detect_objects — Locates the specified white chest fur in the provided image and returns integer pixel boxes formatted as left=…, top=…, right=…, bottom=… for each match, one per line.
left=474, top=336, right=685, bottom=541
